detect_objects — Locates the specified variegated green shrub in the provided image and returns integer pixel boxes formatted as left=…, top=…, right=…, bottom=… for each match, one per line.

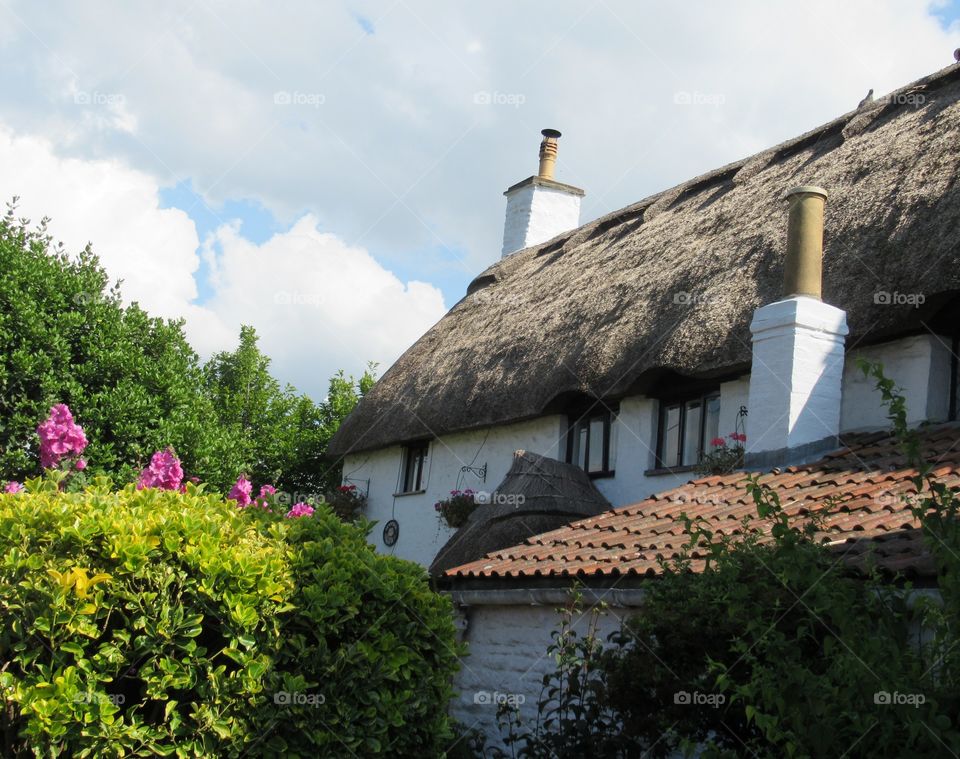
left=0, top=477, right=459, bottom=757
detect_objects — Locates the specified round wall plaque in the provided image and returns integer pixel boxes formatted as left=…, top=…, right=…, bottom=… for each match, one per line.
left=383, top=519, right=399, bottom=547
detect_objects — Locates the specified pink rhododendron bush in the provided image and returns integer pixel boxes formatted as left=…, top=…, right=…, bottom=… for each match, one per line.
left=0, top=406, right=459, bottom=756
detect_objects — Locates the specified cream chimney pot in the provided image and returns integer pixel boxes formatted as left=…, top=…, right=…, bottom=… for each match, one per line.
left=782, top=186, right=828, bottom=299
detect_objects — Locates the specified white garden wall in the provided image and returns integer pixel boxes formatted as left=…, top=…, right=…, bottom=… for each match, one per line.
left=448, top=601, right=630, bottom=752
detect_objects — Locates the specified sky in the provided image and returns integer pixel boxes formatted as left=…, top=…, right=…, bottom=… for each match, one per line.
left=0, top=1, right=958, bottom=400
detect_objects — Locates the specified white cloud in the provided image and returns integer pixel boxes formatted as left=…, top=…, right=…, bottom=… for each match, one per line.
left=194, top=215, right=446, bottom=393
left=0, top=0, right=954, bottom=276
left=0, top=124, right=447, bottom=398
left=0, top=125, right=199, bottom=318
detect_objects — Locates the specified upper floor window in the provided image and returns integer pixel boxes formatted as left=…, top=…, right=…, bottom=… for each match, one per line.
left=656, top=391, right=720, bottom=469
left=400, top=441, right=429, bottom=493
left=566, top=404, right=617, bottom=477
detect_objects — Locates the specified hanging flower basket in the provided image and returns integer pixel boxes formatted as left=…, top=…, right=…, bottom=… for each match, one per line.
left=435, top=489, right=477, bottom=529
left=324, top=484, right=367, bottom=521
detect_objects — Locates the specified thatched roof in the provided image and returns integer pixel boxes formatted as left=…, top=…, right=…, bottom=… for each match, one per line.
left=331, top=64, right=960, bottom=457
left=428, top=450, right=610, bottom=577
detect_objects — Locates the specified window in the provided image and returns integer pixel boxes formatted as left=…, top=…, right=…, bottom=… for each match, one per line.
left=566, top=405, right=617, bottom=476
left=656, top=391, right=720, bottom=468
left=400, top=441, right=429, bottom=493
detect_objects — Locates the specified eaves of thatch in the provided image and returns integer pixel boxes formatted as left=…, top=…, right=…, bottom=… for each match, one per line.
left=330, top=64, right=960, bottom=457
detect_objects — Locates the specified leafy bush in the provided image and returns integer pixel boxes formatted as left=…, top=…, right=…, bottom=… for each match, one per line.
left=494, top=363, right=960, bottom=758
left=0, top=478, right=460, bottom=756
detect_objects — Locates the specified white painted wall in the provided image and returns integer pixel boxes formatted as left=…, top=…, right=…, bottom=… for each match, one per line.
left=449, top=603, right=629, bottom=752
left=840, top=334, right=953, bottom=432
left=501, top=182, right=581, bottom=257
left=343, top=334, right=953, bottom=568
left=342, top=416, right=566, bottom=566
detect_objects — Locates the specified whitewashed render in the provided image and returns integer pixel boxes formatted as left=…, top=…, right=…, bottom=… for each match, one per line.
left=501, top=179, right=583, bottom=257
left=342, top=332, right=952, bottom=568
left=447, top=594, right=637, bottom=751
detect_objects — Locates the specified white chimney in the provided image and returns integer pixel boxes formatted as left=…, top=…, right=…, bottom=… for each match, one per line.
left=745, top=186, right=848, bottom=465
left=501, top=129, right=584, bottom=257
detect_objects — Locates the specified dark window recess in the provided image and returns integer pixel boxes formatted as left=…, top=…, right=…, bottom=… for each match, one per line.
left=401, top=441, right=429, bottom=492
left=566, top=406, right=617, bottom=476
left=656, top=391, right=720, bottom=468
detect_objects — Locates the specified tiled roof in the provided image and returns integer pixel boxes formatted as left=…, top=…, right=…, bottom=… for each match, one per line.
left=445, top=424, right=960, bottom=580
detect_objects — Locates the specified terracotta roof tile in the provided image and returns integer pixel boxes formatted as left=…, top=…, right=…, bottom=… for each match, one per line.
left=446, top=423, right=960, bottom=581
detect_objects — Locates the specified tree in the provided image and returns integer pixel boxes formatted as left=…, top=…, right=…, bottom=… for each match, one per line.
left=0, top=200, right=240, bottom=490
left=202, top=326, right=376, bottom=496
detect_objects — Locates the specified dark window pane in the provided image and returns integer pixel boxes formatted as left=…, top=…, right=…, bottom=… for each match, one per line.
left=703, top=394, right=721, bottom=454
left=682, top=400, right=702, bottom=466
left=588, top=417, right=605, bottom=472
left=608, top=413, right=618, bottom=471
left=403, top=444, right=427, bottom=492
left=576, top=425, right=588, bottom=469
left=662, top=405, right=681, bottom=468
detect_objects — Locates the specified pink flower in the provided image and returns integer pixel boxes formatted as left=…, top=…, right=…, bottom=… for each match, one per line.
left=256, top=484, right=276, bottom=509
left=229, top=476, right=253, bottom=507
left=4, top=481, right=24, bottom=494
left=710, top=437, right=727, bottom=448
left=75, top=458, right=87, bottom=471
left=37, top=404, right=88, bottom=469
left=729, top=432, right=747, bottom=443
left=137, top=448, right=184, bottom=491
left=286, top=502, right=315, bottom=519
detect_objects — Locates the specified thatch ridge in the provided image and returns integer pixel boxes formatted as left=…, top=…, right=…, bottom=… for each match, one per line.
left=331, top=64, right=960, bottom=456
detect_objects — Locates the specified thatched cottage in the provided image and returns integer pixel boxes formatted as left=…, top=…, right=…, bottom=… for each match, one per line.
left=327, top=60, right=960, bottom=746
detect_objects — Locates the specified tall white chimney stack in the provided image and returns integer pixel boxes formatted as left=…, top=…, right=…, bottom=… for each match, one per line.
left=745, top=186, right=848, bottom=466
left=501, top=129, right=584, bottom=257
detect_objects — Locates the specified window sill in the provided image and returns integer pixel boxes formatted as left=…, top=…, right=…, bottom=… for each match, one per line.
left=644, top=464, right=700, bottom=477
left=587, top=470, right=616, bottom=480
left=393, top=489, right=427, bottom=498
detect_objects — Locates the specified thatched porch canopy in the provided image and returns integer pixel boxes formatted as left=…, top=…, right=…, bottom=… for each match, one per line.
left=429, top=450, right=611, bottom=577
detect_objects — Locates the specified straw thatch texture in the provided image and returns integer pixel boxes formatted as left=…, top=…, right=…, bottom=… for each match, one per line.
left=331, top=64, right=960, bottom=456
left=428, top=450, right=610, bottom=577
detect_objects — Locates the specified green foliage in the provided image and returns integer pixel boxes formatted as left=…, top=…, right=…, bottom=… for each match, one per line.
left=0, top=479, right=459, bottom=756
left=0, top=202, right=375, bottom=493
left=496, top=363, right=960, bottom=758
left=202, top=325, right=375, bottom=495
left=496, top=596, right=629, bottom=758
left=0, top=202, right=237, bottom=490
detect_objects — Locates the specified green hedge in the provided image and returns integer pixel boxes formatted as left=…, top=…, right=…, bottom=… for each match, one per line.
left=0, top=478, right=459, bottom=756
